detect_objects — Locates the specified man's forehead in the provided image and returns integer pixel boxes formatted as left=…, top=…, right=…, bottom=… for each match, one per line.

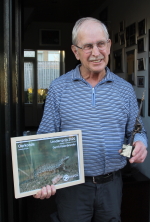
left=79, top=20, right=102, bottom=31
left=77, top=21, right=106, bottom=42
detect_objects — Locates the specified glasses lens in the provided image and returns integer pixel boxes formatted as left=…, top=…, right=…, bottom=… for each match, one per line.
left=97, top=41, right=107, bottom=49
left=83, top=44, right=92, bottom=52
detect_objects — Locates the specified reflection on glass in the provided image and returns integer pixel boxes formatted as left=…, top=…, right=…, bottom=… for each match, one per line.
left=37, top=50, right=60, bottom=104
left=24, top=62, right=34, bottom=103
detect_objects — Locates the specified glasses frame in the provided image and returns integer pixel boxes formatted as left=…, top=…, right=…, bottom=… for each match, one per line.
left=75, top=39, right=110, bottom=53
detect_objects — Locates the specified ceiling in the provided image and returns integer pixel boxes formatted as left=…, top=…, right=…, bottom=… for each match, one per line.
left=23, top=0, right=106, bottom=25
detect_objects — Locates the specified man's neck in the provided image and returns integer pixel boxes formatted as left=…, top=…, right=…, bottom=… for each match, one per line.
left=80, top=66, right=106, bottom=87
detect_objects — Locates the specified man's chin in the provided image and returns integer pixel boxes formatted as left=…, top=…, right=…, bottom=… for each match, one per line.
left=90, top=66, right=106, bottom=74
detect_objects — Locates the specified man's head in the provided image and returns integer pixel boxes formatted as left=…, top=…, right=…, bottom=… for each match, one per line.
left=72, top=17, right=109, bottom=46
left=71, top=17, right=111, bottom=76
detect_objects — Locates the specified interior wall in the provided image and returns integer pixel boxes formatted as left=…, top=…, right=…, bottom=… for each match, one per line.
left=24, top=22, right=77, bottom=73
left=92, top=0, right=150, bottom=178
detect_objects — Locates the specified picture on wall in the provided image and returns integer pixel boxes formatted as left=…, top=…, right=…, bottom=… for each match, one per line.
left=137, top=76, right=145, bottom=88
left=126, top=50, right=135, bottom=85
left=39, top=29, right=60, bottom=46
left=137, top=38, right=145, bottom=53
left=113, top=49, right=123, bottom=73
left=137, top=58, right=145, bottom=71
left=126, top=23, right=136, bottom=47
left=138, top=19, right=146, bottom=36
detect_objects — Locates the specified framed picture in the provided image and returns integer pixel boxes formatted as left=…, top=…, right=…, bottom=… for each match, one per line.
left=137, top=98, right=145, bottom=116
left=119, top=21, right=125, bottom=32
left=126, top=50, right=136, bottom=85
left=137, top=58, right=145, bottom=71
left=138, top=19, right=146, bottom=36
left=113, top=49, right=123, bottom=73
left=119, top=33, right=125, bottom=45
left=39, top=29, right=61, bottom=46
left=125, top=23, right=136, bottom=47
left=11, top=130, right=84, bottom=198
left=137, top=76, right=145, bottom=88
left=137, top=38, right=145, bottom=53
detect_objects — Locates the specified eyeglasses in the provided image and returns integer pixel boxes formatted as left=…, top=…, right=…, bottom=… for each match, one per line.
left=75, top=40, right=110, bottom=53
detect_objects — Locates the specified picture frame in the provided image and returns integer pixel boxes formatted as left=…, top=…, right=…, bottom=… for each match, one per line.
left=39, top=29, right=61, bottom=46
left=126, top=50, right=136, bottom=85
left=119, top=21, right=125, bottom=32
left=137, top=38, right=145, bottom=53
left=137, top=58, right=145, bottom=71
left=11, top=130, right=84, bottom=198
left=125, top=23, right=136, bottom=47
left=137, top=76, right=145, bottom=88
left=113, top=49, right=123, bottom=73
left=138, top=19, right=146, bottom=36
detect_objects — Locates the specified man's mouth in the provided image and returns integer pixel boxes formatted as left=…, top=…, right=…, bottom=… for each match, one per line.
left=89, top=58, right=104, bottom=63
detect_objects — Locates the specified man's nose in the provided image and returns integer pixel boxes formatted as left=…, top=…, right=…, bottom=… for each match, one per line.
left=91, top=44, right=101, bottom=56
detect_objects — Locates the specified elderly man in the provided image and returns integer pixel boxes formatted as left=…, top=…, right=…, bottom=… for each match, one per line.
left=34, top=17, right=147, bottom=222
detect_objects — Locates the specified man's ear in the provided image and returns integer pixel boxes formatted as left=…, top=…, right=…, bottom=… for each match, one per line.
left=107, top=39, right=112, bottom=55
left=71, top=45, right=80, bottom=60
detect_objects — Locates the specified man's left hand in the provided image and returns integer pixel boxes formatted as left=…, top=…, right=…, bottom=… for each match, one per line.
left=129, top=141, right=147, bottom=163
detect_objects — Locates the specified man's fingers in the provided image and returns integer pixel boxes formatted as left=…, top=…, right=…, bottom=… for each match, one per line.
left=130, top=148, right=147, bottom=163
left=33, top=185, right=56, bottom=199
left=51, top=184, right=56, bottom=195
left=45, top=185, right=53, bottom=199
left=40, top=187, right=48, bottom=199
left=33, top=190, right=42, bottom=199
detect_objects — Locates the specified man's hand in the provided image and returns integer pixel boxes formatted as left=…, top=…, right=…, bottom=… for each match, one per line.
left=129, top=141, right=147, bottom=163
left=33, top=185, right=56, bottom=200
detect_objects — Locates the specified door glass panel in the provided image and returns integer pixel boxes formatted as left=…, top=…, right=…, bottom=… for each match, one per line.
left=24, top=62, right=34, bottom=103
left=37, top=50, right=60, bottom=104
left=24, top=51, right=35, bottom=57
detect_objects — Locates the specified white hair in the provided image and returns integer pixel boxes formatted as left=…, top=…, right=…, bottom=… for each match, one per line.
left=72, top=17, right=109, bottom=45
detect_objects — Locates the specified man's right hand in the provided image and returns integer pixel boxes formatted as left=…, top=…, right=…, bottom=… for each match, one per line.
left=33, top=185, right=56, bottom=200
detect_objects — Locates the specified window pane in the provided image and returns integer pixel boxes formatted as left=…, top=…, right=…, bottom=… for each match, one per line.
left=37, top=50, right=60, bottom=104
left=24, top=51, right=35, bottom=57
left=24, top=62, right=34, bottom=103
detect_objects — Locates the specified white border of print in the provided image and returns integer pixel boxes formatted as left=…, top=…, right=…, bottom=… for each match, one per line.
left=11, top=130, right=84, bottom=198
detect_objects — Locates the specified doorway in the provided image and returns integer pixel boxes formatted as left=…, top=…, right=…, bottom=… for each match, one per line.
left=24, top=50, right=65, bottom=129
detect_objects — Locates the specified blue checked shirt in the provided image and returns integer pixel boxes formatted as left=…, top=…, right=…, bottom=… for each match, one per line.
left=37, top=65, right=147, bottom=176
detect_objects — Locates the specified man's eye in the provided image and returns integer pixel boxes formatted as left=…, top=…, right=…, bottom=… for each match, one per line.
left=98, top=41, right=105, bottom=47
left=84, top=44, right=92, bottom=49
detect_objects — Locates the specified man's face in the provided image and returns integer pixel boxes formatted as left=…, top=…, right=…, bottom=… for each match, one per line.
left=72, top=21, right=111, bottom=75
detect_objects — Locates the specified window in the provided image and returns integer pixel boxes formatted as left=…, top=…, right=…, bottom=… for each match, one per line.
left=37, top=50, right=60, bottom=103
left=24, top=50, right=65, bottom=127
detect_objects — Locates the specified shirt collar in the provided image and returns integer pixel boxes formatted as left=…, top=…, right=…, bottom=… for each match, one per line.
left=72, top=64, right=114, bottom=83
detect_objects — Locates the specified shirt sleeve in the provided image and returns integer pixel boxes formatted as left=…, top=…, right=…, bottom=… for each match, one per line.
left=37, top=81, right=61, bottom=134
left=125, top=87, right=148, bottom=148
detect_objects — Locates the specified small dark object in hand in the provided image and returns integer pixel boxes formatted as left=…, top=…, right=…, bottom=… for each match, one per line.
left=120, top=92, right=144, bottom=158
